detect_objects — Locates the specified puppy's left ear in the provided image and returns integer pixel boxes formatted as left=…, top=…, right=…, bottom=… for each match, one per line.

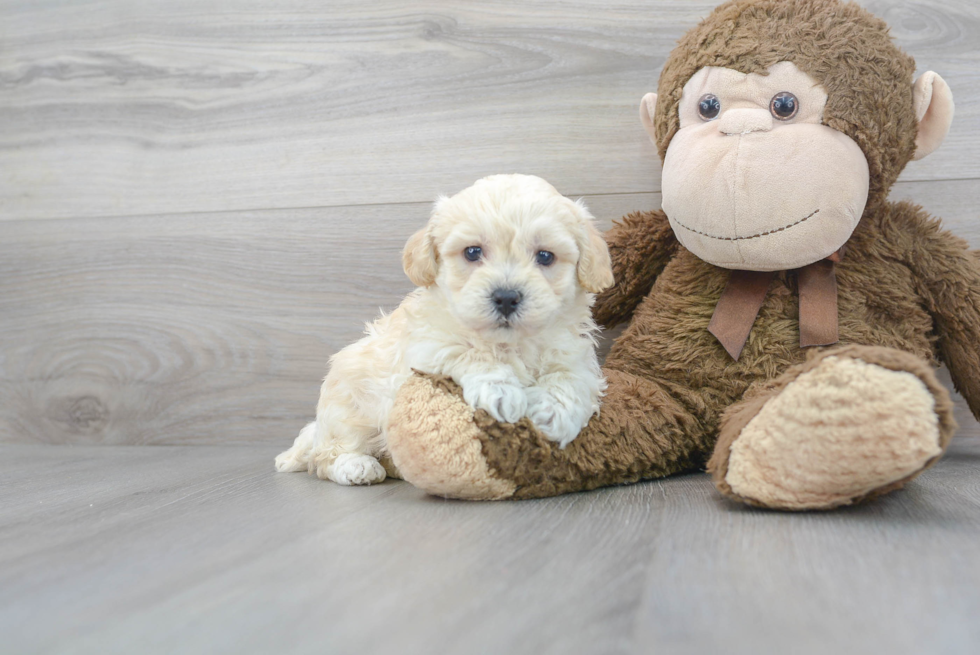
left=572, top=201, right=614, bottom=293
left=403, top=225, right=438, bottom=287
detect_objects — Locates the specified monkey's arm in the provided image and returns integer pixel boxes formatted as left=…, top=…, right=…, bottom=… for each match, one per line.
left=592, top=210, right=678, bottom=328
left=903, top=208, right=980, bottom=421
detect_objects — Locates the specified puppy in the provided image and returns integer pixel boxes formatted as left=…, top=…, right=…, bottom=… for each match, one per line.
left=274, top=174, right=614, bottom=485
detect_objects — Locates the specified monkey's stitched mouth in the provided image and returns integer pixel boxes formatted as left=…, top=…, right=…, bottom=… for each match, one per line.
left=673, top=209, right=820, bottom=241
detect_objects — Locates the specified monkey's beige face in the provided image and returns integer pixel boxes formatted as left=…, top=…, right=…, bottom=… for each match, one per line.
left=403, top=175, right=613, bottom=344
left=657, top=61, right=870, bottom=271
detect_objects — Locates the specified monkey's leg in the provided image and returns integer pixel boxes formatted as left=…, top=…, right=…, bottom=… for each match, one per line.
left=708, top=345, right=957, bottom=510
left=386, top=369, right=711, bottom=500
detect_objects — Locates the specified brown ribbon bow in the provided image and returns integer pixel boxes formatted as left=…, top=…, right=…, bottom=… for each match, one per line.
left=708, top=249, right=843, bottom=361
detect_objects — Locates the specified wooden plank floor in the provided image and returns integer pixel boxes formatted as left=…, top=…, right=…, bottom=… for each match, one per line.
left=2, top=438, right=979, bottom=655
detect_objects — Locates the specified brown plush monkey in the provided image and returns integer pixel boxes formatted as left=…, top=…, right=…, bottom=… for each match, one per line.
left=383, top=0, right=979, bottom=509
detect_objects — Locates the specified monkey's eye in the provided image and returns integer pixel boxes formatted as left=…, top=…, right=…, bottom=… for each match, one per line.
left=464, top=246, right=483, bottom=262
left=697, top=94, right=721, bottom=120
left=770, top=92, right=799, bottom=120
left=535, top=250, right=555, bottom=266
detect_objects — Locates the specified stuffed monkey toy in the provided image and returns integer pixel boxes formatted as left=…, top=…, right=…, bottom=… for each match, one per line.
left=383, top=0, right=979, bottom=509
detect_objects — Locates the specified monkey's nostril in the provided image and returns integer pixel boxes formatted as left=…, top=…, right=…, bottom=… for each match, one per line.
left=492, top=289, right=522, bottom=318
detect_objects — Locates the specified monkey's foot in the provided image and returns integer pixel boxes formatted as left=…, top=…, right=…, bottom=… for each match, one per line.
left=709, top=345, right=957, bottom=510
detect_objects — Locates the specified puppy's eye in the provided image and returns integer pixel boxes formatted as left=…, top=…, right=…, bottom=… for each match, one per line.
left=698, top=94, right=721, bottom=121
left=535, top=250, right=555, bottom=266
left=463, top=246, right=483, bottom=262
left=770, top=92, right=798, bottom=120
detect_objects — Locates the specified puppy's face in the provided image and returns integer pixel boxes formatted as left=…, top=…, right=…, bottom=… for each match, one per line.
left=403, top=175, right=613, bottom=342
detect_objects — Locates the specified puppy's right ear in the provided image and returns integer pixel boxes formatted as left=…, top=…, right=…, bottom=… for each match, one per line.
left=403, top=226, right=438, bottom=287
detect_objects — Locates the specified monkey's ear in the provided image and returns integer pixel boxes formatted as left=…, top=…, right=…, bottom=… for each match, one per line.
left=911, top=72, right=954, bottom=161
left=402, top=226, right=438, bottom=287
left=639, top=92, right=658, bottom=142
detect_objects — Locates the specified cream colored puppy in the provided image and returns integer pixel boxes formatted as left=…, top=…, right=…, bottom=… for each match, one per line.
left=274, top=174, right=614, bottom=485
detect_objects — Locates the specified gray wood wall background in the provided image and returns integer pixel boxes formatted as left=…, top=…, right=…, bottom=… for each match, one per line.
left=2, top=0, right=978, bottom=447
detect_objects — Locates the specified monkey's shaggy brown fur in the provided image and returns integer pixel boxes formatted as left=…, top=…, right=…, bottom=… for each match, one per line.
left=385, top=0, right=980, bottom=507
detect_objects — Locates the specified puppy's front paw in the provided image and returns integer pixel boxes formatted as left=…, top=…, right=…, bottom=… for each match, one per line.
left=324, top=453, right=387, bottom=486
left=464, top=379, right=527, bottom=424
left=526, top=388, right=585, bottom=448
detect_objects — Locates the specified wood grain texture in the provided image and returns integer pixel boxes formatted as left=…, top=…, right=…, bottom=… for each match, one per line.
left=0, top=203, right=420, bottom=445
left=1, top=0, right=978, bottom=220
left=2, top=3, right=978, bottom=650
left=2, top=182, right=977, bottom=446
left=1, top=439, right=978, bottom=654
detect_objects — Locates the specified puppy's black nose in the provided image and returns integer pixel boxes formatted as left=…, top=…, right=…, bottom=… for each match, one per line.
left=492, top=289, right=522, bottom=318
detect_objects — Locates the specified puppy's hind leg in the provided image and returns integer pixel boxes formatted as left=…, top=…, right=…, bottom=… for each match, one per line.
left=310, top=401, right=387, bottom=486
left=298, top=316, right=399, bottom=485
left=274, top=421, right=316, bottom=473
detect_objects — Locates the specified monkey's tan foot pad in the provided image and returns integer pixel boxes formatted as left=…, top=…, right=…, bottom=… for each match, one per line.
left=387, top=373, right=518, bottom=500
left=709, top=345, right=957, bottom=510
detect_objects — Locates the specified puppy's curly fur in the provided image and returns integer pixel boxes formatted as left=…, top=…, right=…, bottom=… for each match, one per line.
left=274, top=174, right=613, bottom=485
